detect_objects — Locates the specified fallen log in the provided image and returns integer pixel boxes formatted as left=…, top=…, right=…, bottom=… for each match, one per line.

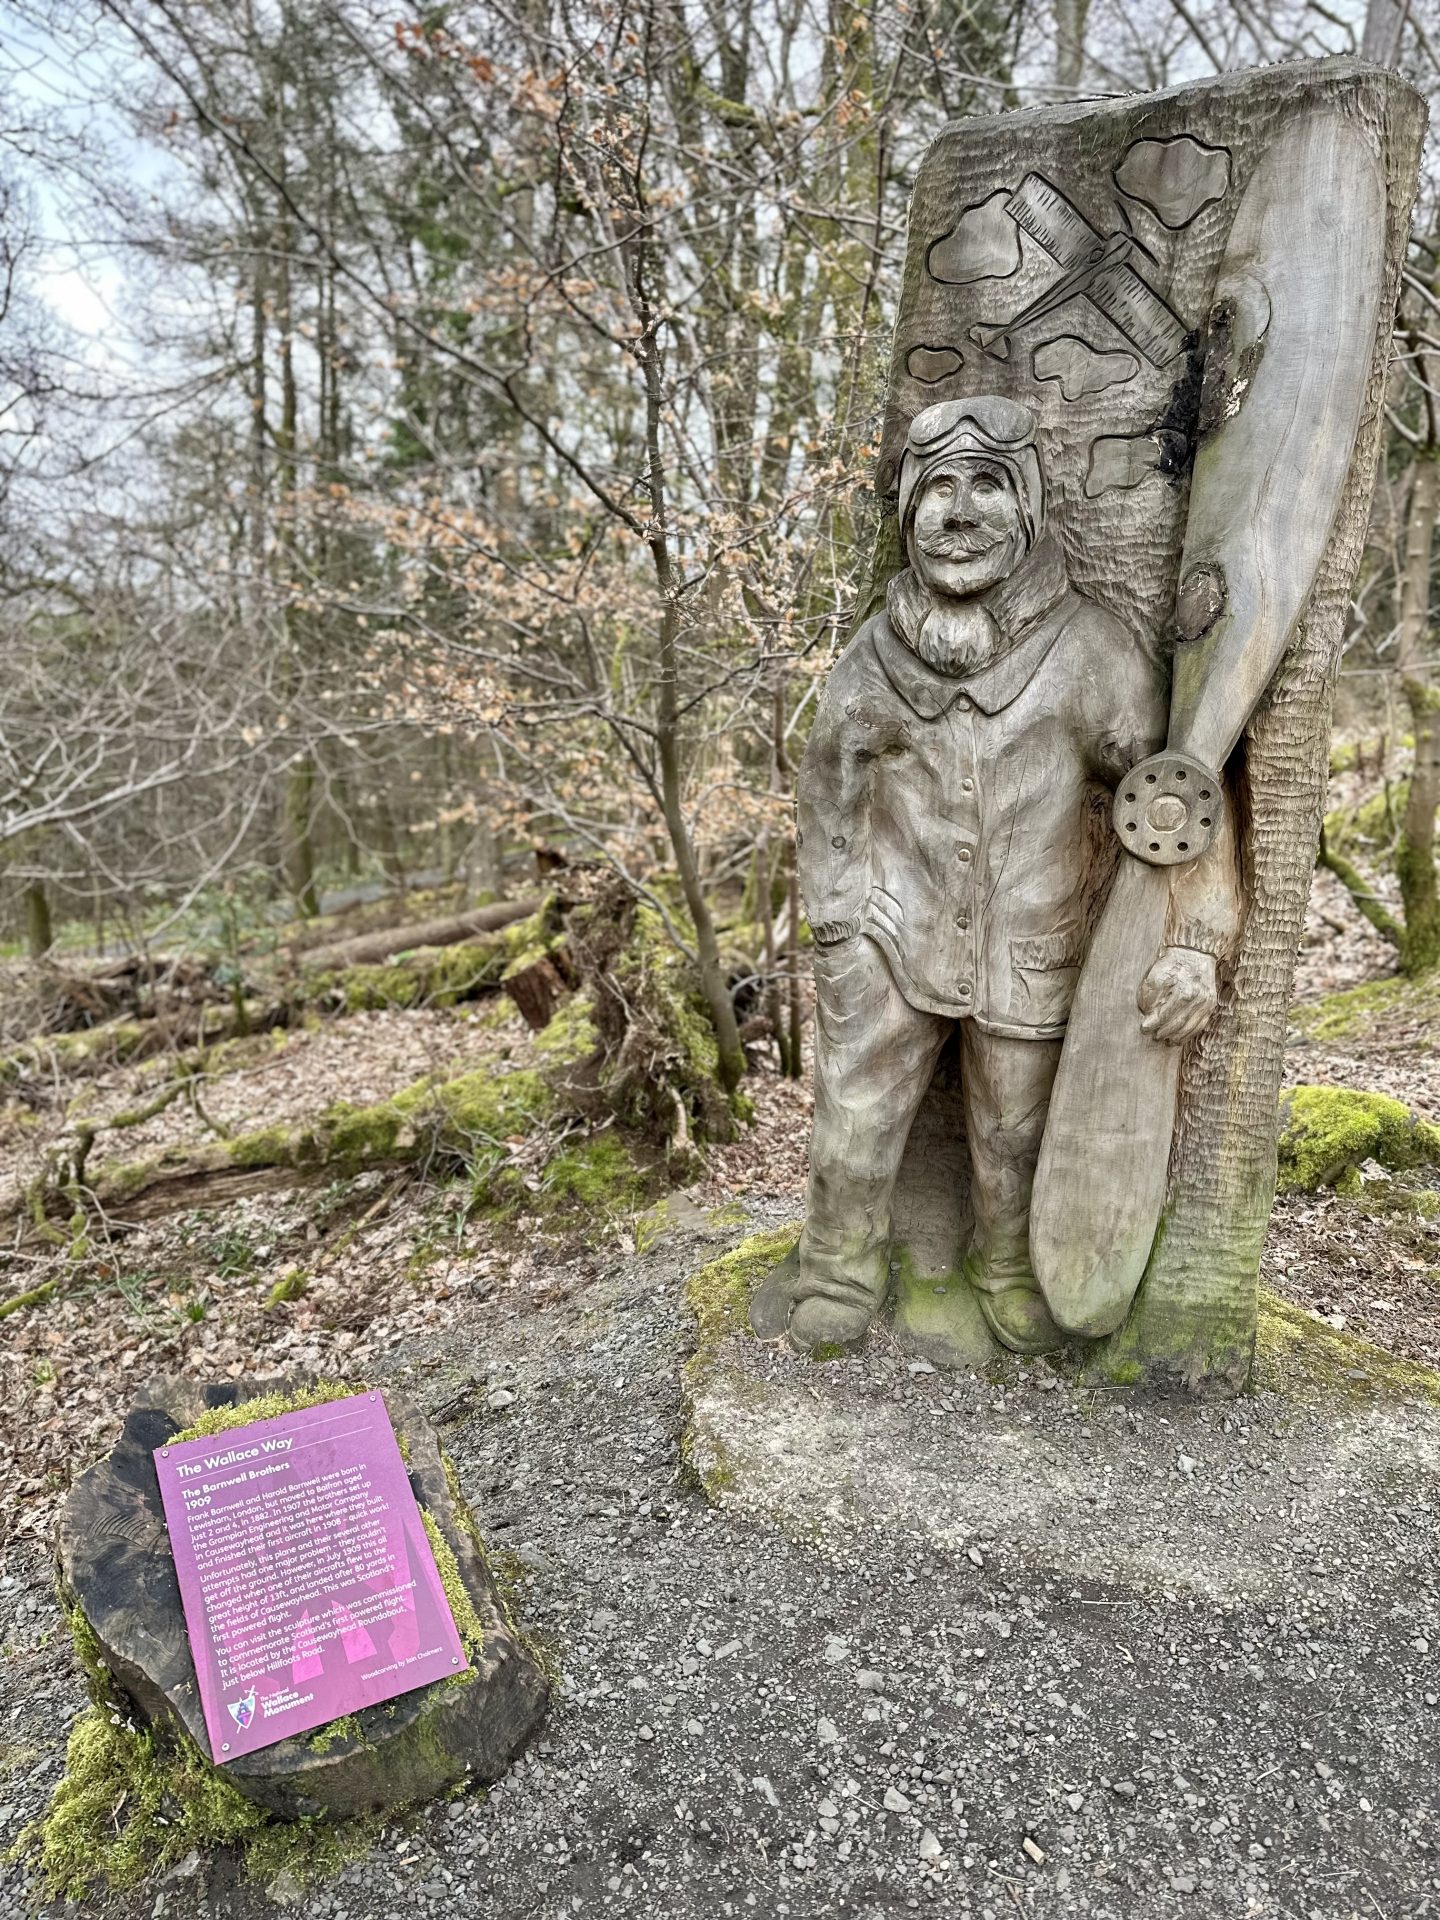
left=0, top=998, right=293, bottom=1087
left=6, top=1059, right=555, bottom=1236
left=299, top=898, right=540, bottom=971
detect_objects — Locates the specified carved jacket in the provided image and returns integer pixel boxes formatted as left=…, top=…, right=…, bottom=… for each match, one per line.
left=797, top=535, right=1240, bottom=1038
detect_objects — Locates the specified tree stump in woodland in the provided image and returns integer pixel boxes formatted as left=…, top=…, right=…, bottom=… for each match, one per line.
left=59, top=1380, right=548, bottom=1820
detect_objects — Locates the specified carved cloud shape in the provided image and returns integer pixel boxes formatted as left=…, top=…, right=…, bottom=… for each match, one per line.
left=926, top=189, right=1022, bottom=287
left=1085, top=429, right=1187, bottom=498
left=1033, top=336, right=1138, bottom=400
left=907, top=345, right=965, bottom=384
left=1115, top=136, right=1231, bottom=230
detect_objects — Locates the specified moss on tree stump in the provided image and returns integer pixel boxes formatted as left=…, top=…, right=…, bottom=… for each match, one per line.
left=57, top=1380, right=548, bottom=1825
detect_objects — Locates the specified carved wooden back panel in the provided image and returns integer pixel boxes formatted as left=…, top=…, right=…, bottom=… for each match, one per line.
left=878, top=61, right=1413, bottom=657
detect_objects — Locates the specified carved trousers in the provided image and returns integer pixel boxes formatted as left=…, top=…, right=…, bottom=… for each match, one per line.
left=799, top=935, right=1063, bottom=1313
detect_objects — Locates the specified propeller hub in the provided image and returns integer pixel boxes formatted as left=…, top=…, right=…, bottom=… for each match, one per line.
left=1113, top=751, right=1224, bottom=867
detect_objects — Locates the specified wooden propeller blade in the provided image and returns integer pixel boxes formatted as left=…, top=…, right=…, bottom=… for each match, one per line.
left=1030, top=858, right=1178, bottom=1337
left=1031, top=109, right=1387, bottom=1338
left=1170, top=112, right=1384, bottom=769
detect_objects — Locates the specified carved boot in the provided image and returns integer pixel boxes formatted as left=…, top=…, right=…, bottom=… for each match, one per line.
left=788, top=1291, right=874, bottom=1355
left=786, top=1228, right=888, bottom=1356
left=966, top=1254, right=1064, bottom=1356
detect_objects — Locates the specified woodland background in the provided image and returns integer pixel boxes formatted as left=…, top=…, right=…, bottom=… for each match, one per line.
left=4, top=7, right=1440, bottom=1904
left=3, top=0, right=1437, bottom=1019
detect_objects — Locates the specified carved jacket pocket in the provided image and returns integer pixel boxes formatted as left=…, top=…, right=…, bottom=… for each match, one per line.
left=1009, top=927, right=1084, bottom=973
left=1007, top=927, right=1083, bottom=1030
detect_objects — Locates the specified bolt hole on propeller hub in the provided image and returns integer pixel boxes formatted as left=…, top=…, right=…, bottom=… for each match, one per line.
left=1113, top=751, right=1223, bottom=866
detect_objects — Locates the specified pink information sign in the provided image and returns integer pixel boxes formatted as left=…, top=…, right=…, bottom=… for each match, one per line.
left=153, top=1391, right=468, bottom=1762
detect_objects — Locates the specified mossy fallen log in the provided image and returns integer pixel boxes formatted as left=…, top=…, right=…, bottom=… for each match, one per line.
left=85, top=1065, right=553, bottom=1211
left=296, top=896, right=540, bottom=971
left=13, top=1040, right=656, bottom=1234
left=1, top=909, right=561, bottom=1085
left=303, top=903, right=559, bottom=1015
left=0, top=1000, right=291, bottom=1087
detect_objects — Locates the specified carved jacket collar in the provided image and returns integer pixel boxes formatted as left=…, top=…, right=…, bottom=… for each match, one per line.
left=877, top=532, right=1074, bottom=719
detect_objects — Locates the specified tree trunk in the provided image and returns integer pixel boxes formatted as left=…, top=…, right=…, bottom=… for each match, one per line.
left=1362, top=0, right=1407, bottom=64
left=786, top=842, right=803, bottom=1080
left=1054, top=0, right=1089, bottom=92
left=1396, top=456, right=1440, bottom=971
left=655, top=665, right=747, bottom=1092
left=755, top=839, right=786, bottom=1072
left=631, top=227, right=746, bottom=1093
left=283, top=756, right=320, bottom=920
left=24, top=879, right=53, bottom=960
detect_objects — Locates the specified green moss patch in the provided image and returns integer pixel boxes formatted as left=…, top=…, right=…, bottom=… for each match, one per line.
left=532, top=990, right=600, bottom=1070
left=170, top=1380, right=362, bottom=1444
left=541, top=1134, right=646, bottom=1213
left=31, top=1588, right=380, bottom=1896
left=267, top=1267, right=309, bottom=1306
left=26, top=1703, right=384, bottom=1900
left=28, top=1708, right=268, bottom=1900
left=684, top=1225, right=802, bottom=1373
left=1254, top=1291, right=1440, bottom=1405
left=420, top=1509, right=486, bottom=1670
left=1276, top=1085, right=1440, bottom=1192
left=1289, top=972, right=1440, bottom=1046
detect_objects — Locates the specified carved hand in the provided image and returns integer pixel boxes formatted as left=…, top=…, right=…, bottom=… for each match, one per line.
left=1137, top=946, right=1218, bottom=1045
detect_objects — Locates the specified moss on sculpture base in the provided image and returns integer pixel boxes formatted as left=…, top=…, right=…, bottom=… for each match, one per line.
left=1252, top=1290, right=1440, bottom=1403
left=683, top=1225, right=802, bottom=1387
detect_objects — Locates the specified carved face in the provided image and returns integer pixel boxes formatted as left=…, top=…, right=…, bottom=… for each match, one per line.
left=909, top=458, right=1029, bottom=599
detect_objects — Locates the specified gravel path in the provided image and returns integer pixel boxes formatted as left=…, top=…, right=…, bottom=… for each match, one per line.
left=3, top=1208, right=1438, bottom=1920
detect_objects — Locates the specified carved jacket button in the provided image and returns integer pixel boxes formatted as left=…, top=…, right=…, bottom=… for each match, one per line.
left=957, top=846, right=972, bottom=864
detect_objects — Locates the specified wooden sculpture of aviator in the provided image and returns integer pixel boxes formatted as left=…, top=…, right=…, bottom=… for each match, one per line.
left=777, top=395, right=1241, bottom=1357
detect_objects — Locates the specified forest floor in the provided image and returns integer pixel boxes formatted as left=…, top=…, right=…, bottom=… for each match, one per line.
left=0, top=848, right=1437, bottom=1918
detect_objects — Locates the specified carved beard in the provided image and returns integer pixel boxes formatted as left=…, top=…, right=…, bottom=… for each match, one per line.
left=910, top=600, right=1005, bottom=677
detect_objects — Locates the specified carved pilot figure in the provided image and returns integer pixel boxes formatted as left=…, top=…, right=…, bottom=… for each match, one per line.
left=790, top=395, right=1240, bottom=1356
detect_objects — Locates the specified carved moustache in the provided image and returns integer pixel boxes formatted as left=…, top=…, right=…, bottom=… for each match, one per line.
left=915, top=530, right=1004, bottom=560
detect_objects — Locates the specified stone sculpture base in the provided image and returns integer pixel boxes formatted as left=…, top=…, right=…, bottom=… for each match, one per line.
left=693, top=1233, right=1440, bottom=1572
left=694, top=1277, right=1440, bottom=1588
left=59, top=1380, right=548, bottom=1820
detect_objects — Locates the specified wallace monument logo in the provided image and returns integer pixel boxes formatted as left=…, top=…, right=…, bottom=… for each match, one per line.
left=227, top=1687, right=256, bottom=1731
